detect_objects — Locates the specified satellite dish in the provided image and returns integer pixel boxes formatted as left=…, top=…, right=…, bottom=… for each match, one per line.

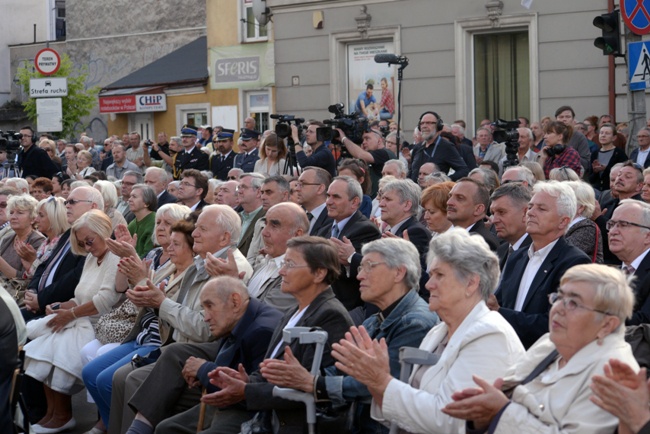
left=252, top=0, right=271, bottom=26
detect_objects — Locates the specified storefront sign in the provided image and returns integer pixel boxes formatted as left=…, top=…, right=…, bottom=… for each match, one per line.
left=209, top=43, right=274, bottom=89
left=99, top=94, right=166, bottom=113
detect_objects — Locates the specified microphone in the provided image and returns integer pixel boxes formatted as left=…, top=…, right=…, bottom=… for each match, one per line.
left=374, top=53, right=409, bottom=65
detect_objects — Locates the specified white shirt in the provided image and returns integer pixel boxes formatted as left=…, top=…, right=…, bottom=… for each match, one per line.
left=637, top=148, right=650, bottom=167
left=248, top=254, right=284, bottom=298
left=270, top=305, right=309, bottom=358
left=514, top=239, right=559, bottom=311
left=511, top=233, right=529, bottom=251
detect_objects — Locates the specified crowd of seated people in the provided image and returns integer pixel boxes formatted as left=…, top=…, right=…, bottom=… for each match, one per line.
left=3, top=109, right=650, bottom=434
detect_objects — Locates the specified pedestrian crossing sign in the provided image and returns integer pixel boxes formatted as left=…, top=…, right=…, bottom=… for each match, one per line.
left=630, top=41, right=650, bottom=90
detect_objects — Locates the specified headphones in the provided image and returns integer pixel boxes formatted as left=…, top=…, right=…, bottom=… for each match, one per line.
left=418, top=111, right=444, bottom=132
left=546, top=144, right=566, bottom=157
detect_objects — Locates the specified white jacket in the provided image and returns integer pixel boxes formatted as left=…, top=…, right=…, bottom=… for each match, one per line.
left=373, top=302, right=525, bottom=434
left=493, top=330, right=638, bottom=434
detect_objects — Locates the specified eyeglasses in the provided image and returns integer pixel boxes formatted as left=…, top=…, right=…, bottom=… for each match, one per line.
left=279, top=260, right=311, bottom=270
left=227, top=176, right=238, bottom=180
left=64, top=199, right=93, bottom=206
left=296, top=181, right=320, bottom=188
left=606, top=219, right=650, bottom=231
left=418, top=121, right=436, bottom=127
left=179, top=181, right=198, bottom=188
left=638, top=135, right=650, bottom=139
left=77, top=237, right=95, bottom=249
left=548, top=292, right=611, bottom=315
left=357, top=261, right=386, bottom=274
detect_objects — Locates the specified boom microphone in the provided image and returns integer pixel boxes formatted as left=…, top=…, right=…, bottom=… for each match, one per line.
left=374, top=53, right=409, bottom=65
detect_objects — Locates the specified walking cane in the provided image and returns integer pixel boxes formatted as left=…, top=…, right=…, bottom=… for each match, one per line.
left=197, top=387, right=207, bottom=433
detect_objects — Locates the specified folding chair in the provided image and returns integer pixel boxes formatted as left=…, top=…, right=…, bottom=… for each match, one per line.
left=272, top=327, right=329, bottom=434
left=11, top=347, right=29, bottom=434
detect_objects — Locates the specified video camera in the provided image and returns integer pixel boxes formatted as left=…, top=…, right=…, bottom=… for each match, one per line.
left=271, top=114, right=305, bottom=139
left=318, top=103, right=369, bottom=147
left=491, top=119, right=520, bottom=169
left=0, top=130, right=23, bottom=162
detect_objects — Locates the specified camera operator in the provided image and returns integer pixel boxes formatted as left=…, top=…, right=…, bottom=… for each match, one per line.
left=291, top=121, right=336, bottom=177
left=408, top=112, right=469, bottom=183
left=16, top=126, right=58, bottom=179
left=335, top=126, right=395, bottom=197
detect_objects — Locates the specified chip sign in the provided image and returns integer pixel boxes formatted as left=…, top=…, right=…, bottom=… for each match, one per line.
left=34, top=48, right=61, bottom=76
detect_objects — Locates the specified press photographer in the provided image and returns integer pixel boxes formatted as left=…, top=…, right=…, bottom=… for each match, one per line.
left=290, top=120, right=336, bottom=177
left=333, top=126, right=396, bottom=197
left=16, top=126, right=58, bottom=179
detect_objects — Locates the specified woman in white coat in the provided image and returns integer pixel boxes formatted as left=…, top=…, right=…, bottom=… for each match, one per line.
left=333, top=228, right=525, bottom=433
left=444, top=263, right=638, bottom=434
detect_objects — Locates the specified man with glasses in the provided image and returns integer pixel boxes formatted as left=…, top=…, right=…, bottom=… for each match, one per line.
left=631, top=127, right=650, bottom=169
left=335, top=126, right=396, bottom=197
left=408, top=111, right=469, bottom=183
left=236, top=173, right=265, bottom=257
left=16, top=126, right=58, bottom=179
left=116, top=171, right=142, bottom=223
left=490, top=181, right=590, bottom=348
left=608, top=199, right=650, bottom=324
left=291, top=121, right=336, bottom=177
left=174, top=125, right=209, bottom=175
left=176, top=169, right=208, bottom=212
left=295, top=166, right=332, bottom=236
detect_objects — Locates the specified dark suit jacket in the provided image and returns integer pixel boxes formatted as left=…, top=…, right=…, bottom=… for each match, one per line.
left=409, top=136, right=470, bottom=182
left=393, top=216, right=432, bottom=299
left=627, top=253, right=650, bottom=325
left=234, top=148, right=260, bottom=173
left=196, top=298, right=283, bottom=393
left=210, top=151, right=236, bottom=181
left=630, top=148, right=650, bottom=169
left=175, top=147, right=209, bottom=173
left=495, top=237, right=590, bottom=348
left=245, top=288, right=353, bottom=433
left=18, top=145, right=58, bottom=179
left=496, top=234, right=532, bottom=271
left=22, top=231, right=85, bottom=321
left=458, top=142, right=478, bottom=171
left=156, top=190, right=177, bottom=209
left=309, top=206, right=333, bottom=237
left=238, top=208, right=266, bottom=257
left=589, top=147, right=628, bottom=191
left=317, top=211, right=381, bottom=310
left=295, top=144, right=337, bottom=178
left=469, top=219, right=500, bottom=251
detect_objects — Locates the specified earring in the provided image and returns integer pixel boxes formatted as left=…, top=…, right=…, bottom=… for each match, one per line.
left=596, top=336, right=604, bottom=346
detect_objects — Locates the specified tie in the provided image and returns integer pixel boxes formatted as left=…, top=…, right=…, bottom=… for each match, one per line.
left=331, top=223, right=340, bottom=239
left=38, top=240, right=71, bottom=292
left=306, top=212, right=314, bottom=222
left=623, top=265, right=636, bottom=276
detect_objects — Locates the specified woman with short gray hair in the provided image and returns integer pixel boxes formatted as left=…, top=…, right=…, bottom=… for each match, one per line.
left=565, top=181, right=603, bottom=263
left=333, top=229, right=524, bottom=433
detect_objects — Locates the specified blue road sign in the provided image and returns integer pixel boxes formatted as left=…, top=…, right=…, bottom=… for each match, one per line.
left=629, top=41, right=650, bottom=90
left=622, top=0, right=650, bottom=35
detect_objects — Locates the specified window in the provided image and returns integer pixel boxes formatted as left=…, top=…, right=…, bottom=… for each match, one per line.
left=243, top=0, right=268, bottom=42
left=474, top=31, right=529, bottom=124
left=175, top=103, right=211, bottom=133
left=245, top=90, right=270, bottom=132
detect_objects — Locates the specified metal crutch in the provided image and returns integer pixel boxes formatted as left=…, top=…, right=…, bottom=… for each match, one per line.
left=388, top=346, right=440, bottom=434
left=272, top=327, right=329, bottom=434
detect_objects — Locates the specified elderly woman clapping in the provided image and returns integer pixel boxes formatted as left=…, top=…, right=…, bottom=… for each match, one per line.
left=443, top=264, right=638, bottom=433
left=260, top=238, right=439, bottom=433
left=332, top=229, right=524, bottom=433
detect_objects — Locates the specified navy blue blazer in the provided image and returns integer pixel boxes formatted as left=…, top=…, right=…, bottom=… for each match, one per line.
left=233, top=148, right=260, bottom=173
left=175, top=147, right=209, bottom=173
left=210, top=151, right=236, bottom=180
left=196, top=298, right=282, bottom=393
left=630, top=148, right=650, bottom=169
left=156, top=190, right=177, bottom=209
left=627, top=252, right=650, bottom=325
left=495, top=237, right=590, bottom=348
left=469, top=219, right=500, bottom=252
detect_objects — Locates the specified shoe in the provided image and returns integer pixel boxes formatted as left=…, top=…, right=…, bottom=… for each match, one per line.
left=84, top=428, right=107, bottom=434
left=32, top=417, right=76, bottom=434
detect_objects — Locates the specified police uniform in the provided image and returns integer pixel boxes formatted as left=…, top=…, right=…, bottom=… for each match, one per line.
left=233, top=128, right=260, bottom=173
left=209, top=129, right=237, bottom=180
left=173, top=125, right=209, bottom=179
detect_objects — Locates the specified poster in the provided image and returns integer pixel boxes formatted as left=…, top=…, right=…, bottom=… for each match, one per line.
left=347, top=41, right=396, bottom=122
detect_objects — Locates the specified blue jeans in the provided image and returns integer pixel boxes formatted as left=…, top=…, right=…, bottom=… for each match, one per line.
left=82, top=341, right=157, bottom=427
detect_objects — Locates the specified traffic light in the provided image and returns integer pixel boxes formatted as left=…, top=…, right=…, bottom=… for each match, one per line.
left=593, top=10, right=622, bottom=56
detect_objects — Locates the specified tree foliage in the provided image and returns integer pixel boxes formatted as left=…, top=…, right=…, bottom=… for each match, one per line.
left=16, top=53, right=99, bottom=139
